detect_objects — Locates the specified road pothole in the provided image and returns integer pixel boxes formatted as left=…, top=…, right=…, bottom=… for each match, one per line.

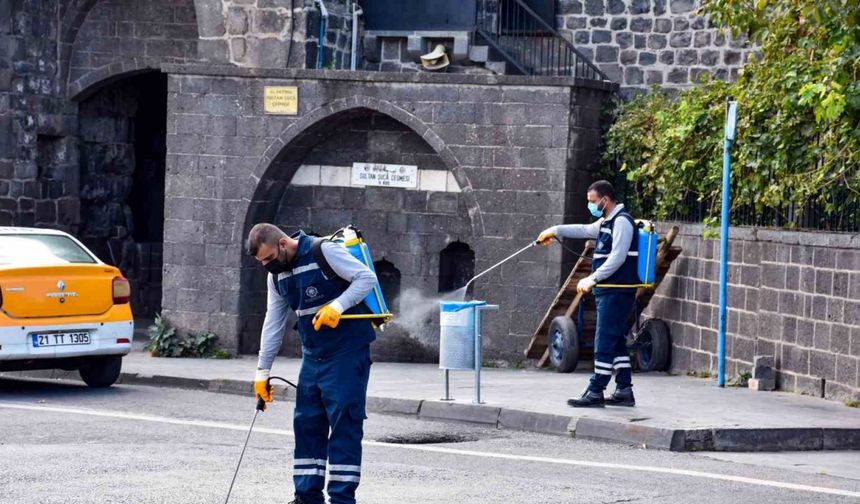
left=374, top=432, right=480, bottom=444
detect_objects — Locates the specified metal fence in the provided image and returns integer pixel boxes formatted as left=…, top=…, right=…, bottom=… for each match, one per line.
left=665, top=192, right=860, bottom=233
left=614, top=171, right=859, bottom=233
left=476, top=0, right=608, bottom=80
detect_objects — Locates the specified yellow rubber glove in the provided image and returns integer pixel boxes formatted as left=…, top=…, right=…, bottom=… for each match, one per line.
left=312, top=302, right=343, bottom=331
left=254, top=368, right=273, bottom=410
left=536, top=226, right=558, bottom=246
left=577, top=276, right=597, bottom=294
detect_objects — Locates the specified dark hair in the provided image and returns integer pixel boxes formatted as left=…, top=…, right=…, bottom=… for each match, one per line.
left=587, top=180, right=616, bottom=201
left=246, top=223, right=286, bottom=256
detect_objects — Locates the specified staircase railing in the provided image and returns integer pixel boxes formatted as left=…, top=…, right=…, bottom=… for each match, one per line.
left=476, top=0, right=608, bottom=80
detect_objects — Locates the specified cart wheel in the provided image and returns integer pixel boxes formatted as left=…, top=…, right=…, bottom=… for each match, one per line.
left=548, top=316, right=579, bottom=373
left=634, top=318, right=670, bottom=372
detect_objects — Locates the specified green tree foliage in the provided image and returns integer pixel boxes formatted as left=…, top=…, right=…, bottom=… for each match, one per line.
left=605, top=0, right=860, bottom=230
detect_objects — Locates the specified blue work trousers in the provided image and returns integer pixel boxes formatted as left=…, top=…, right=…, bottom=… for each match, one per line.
left=293, top=345, right=371, bottom=504
left=588, top=291, right=636, bottom=393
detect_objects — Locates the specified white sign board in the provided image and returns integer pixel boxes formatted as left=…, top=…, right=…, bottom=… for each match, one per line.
left=351, top=163, right=418, bottom=189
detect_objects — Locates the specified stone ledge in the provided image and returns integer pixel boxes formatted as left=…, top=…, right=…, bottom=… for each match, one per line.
left=160, top=64, right=618, bottom=91
left=664, top=222, right=860, bottom=250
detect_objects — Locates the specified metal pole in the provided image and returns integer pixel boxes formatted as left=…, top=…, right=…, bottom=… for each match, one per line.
left=350, top=2, right=363, bottom=70
left=316, top=0, right=328, bottom=69
left=474, top=305, right=482, bottom=404
left=474, top=305, right=498, bottom=404
left=717, top=101, right=738, bottom=387
left=442, top=369, right=452, bottom=401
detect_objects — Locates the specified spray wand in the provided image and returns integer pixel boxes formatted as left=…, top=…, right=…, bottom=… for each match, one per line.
left=223, top=376, right=297, bottom=504
left=461, top=240, right=541, bottom=293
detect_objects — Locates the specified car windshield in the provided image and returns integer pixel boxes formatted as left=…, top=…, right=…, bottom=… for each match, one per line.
left=0, top=234, right=97, bottom=265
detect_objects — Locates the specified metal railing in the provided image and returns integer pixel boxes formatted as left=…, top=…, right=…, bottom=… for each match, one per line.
left=664, top=191, right=860, bottom=233
left=476, top=0, right=608, bottom=80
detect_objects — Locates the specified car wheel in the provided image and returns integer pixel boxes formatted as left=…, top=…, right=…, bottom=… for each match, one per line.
left=634, top=318, right=670, bottom=372
left=548, top=316, right=579, bottom=374
left=79, top=355, right=122, bottom=388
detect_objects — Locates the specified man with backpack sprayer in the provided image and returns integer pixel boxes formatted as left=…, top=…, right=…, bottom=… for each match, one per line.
left=247, top=223, right=378, bottom=504
left=537, top=180, right=639, bottom=408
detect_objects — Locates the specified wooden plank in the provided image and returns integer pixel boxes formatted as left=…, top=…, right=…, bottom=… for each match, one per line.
left=537, top=348, right=550, bottom=368
left=524, top=242, right=594, bottom=359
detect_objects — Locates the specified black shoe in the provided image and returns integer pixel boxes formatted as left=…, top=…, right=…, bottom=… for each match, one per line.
left=567, top=390, right=605, bottom=408
left=288, top=497, right=310, bottom=504
left=605, top=386, right=635, bottom=407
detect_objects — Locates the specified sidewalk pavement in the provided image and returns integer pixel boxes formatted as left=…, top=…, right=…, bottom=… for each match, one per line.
left=7, top=350, right=860, bottom=451
left=15, top=350, right=858, bottom=453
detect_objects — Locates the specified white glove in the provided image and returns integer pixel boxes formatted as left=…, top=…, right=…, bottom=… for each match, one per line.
left=577, top=276, right=597, bottom=293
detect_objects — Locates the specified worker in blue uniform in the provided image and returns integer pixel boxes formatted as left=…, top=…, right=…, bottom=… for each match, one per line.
left=247, top=223, right=378, bottom=504
left=537, top=180, right=639, bottom=408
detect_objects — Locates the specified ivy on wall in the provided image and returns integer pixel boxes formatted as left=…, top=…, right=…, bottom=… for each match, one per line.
left=605, top=0, right=860, bottom=231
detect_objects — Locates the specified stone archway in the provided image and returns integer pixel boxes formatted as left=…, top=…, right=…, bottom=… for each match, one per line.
left=236, top=96, right=483, bottom=354
left=62, top=0, right=199, bottom=98
left=75, top=71, right=169, bottom=321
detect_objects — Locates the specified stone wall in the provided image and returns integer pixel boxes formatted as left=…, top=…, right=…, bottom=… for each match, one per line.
left=195, top=0, right=354, bottom=70
left=160, top=66, right=613, bottom=359
left=67, top=0, right=198, bottom=96
left=556, top=0, right=754, bottom=93
left=647, top=223, right=860, bottom=401
left=1, top=0, right=78, bottom=230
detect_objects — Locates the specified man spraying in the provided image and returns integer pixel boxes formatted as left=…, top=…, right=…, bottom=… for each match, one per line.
left=247, top=223, right=377, bottom=504
left=536, top=180, right=638, bottom=408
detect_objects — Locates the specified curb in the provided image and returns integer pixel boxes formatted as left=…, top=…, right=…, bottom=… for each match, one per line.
left=8, top=370, right=860, bottom=453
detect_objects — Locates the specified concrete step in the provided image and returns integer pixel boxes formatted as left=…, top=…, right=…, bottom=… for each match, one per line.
left=484, top=60, right=508, bottom=74
left=469, top=45, right=489, bottom=63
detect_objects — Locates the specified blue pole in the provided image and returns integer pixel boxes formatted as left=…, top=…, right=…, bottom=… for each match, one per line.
left=316, top=1, right=328, bottom=69
left=317, top=16, right=325, bottom=69
left=717, top=101, right=737, bottom=388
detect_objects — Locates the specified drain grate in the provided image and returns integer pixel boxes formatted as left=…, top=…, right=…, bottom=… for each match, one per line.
left=375, top=432, right=479, bottom=444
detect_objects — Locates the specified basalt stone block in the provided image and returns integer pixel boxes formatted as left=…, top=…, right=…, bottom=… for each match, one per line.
left=606, top=0, right=626, bottom=15
left=630, top=17, right=653, bottom=33
left=639, top=52, right=657, bottom=65
left=610, top=17, right=628, bottom=30
left=700, top=49, right=719, bottom=66
left=596, top=45, right=619, bottom=63
left=670, top=0, right=695, bottom=14
left=620, top=50, right=638, bottom=65
left=559, top=0, right=584, bottom=15
left=677, top=49, right=698, bottom=65
left=584, top=0, right=604, bottom=16
left=648, top=34, right=667, bottom=49
left=654, top=18, right=672, bottom=33
left=646, top=70, right=663, bottom=84
left=592, top=30, right=611, bottom=43
left=659, top=50, right=674, bottom=64
left=667, top=67, right=688, bottom=84
left=624, top=66, right=644, bottom=85
left=670, top=32, right=692, bottom=48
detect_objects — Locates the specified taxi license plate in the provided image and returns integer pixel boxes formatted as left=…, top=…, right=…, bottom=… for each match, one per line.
left=32, top=331, right=91, bottom=348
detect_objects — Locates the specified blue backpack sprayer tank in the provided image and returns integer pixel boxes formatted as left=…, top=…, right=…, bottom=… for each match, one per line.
left=313, top=225, right=394, bottom=328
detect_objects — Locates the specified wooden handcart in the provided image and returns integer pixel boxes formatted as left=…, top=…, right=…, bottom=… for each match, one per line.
left=524, top=226, right=683, bottom=373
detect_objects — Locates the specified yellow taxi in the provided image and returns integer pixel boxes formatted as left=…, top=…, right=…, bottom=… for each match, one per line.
left=0, top=227, right=134, bottom=387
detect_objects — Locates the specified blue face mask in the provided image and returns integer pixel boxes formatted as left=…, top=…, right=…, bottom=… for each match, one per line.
left=588, top=199, right=605, bottom=218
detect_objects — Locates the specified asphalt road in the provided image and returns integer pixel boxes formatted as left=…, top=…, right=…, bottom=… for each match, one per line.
left=0, top=378, right=858, bottom=504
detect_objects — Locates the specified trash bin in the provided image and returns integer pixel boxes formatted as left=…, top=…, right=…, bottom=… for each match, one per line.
left=439, top=300, right=486, bottom=370
left=438, top=300, right=498, bottom=403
